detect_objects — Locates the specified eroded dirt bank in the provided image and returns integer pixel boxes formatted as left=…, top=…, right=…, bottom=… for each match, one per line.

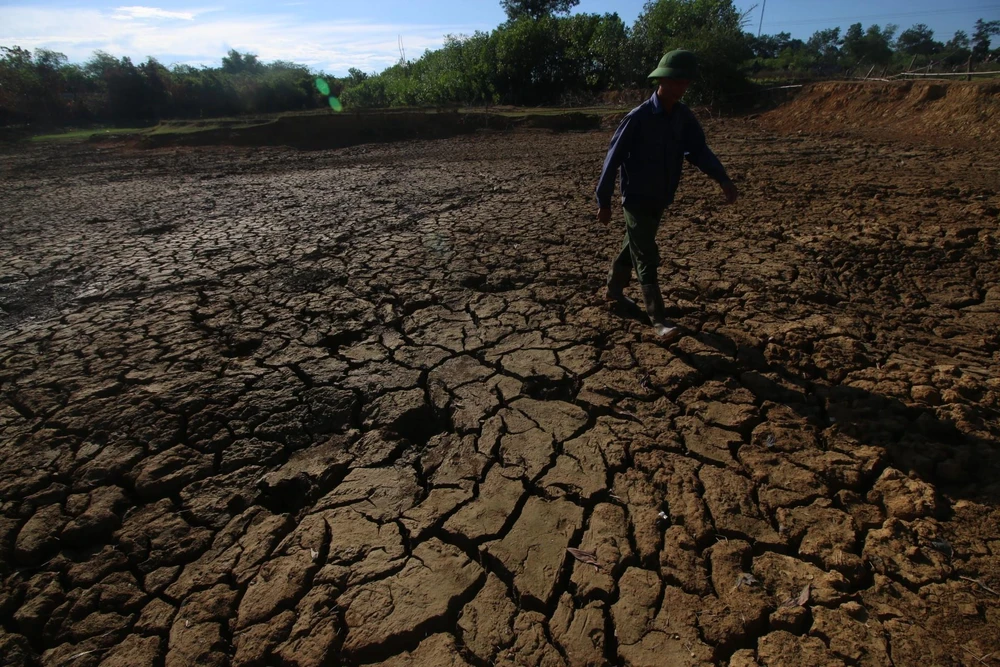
left=1, top=120, right=999, bottom=666
left=762, top=79, right=1000, bottom=144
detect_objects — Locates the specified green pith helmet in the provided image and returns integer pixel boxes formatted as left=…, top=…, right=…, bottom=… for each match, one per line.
left=648, top=49, right=697, bottom=80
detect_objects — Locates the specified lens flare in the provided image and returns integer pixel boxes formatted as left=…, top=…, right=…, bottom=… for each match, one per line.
left=315, top=77, right=330, bottom=96
left=329, top=96, right=343, bottom=112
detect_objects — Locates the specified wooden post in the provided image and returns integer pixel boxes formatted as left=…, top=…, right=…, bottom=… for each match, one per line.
left=853, top=56, right=865, bottom=79
left=864, top=65, right=876, bottom=80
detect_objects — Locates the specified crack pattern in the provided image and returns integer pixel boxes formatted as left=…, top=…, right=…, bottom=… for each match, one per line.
left=1, top=125, right=999, bottom=666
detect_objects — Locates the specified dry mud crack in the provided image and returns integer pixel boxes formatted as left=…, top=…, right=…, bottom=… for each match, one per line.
left=1, top=122, right=999, bottom=666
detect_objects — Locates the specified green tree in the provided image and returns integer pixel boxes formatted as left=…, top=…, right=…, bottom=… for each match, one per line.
left=1, top=44, right=337, bottom=125
left=806, top=27, right=841, bottom=65
left=500, top=0, right=580, bottom=21
left=746, top=33, right=811, bottom=74
left=340, top=75, right=389, bottom=108
left=940, top=30, right=972, bottom=66
left=84, top=52, right=151, bottom=122
left=33, top=49, right=71, bottom=119
left=558, top=13, right=630, bottom=90
left=842, top=23, right=896, bottom=66
left=750, top=32, right=801, bottom=59
left=948, top=30, right=971, bottom=51
left=138, top=57, right=173, bottom=120
left=630, top=0, right=753, bottom=105
left=347, top=68, right=369, bottom=85
left=0, top=46, right=44, bottom=123
left=841, top=22, right=864, bottom=61
left=896, top=24, right=941, bottom=57
left=493, top=16, right=567, bottom=104
left=367, top=34, right=490, bottom=107
left=587, top=13, right=631, bottom=89
left=221, top=49, right=263, bottom=75
left=869, top=23, right=898, bottom=63
left=248, top=63, right=316, bottom=113
left=442, top=32, right=498, bottom=104
left=972, top=19, right=1000, bottom=62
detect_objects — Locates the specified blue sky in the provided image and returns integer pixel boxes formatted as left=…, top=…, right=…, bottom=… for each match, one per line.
left=1, top=1, right=997, bottom=75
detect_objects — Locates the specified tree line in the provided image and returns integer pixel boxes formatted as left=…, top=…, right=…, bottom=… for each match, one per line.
left=0, top=47, right=325, bottom=126
left=748, top=17, right=999, bottom=75
left=2, top=0, right=998, bottom=127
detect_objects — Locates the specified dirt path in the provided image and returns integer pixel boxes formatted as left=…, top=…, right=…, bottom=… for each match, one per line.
left=1, top=122, right=999, bottom=666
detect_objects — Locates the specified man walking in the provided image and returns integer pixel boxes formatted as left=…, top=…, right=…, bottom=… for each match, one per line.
left=597, top=49, right=738, bottom=341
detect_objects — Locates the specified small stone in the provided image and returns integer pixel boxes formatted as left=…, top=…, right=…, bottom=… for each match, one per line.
left=958, top=602, right=980, bottom=617
left=910, top=385, right=941, bottom=405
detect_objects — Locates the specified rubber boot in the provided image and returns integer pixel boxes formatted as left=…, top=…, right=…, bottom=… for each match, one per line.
left=605, top=259, right=637, bottom=307
left=640, top=283, right=681, bottom=342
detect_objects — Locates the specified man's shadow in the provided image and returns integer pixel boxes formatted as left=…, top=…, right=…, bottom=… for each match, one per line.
left=661, top=321, right=1000, bottom=513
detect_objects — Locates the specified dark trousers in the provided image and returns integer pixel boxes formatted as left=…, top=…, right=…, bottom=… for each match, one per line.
left=611, top=206, right=663, bottom=286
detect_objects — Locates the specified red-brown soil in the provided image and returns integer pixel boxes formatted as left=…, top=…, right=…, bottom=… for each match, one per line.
left=1, top=107, right=999, bottom=666
left=762, top=79, right=1000, bottom=144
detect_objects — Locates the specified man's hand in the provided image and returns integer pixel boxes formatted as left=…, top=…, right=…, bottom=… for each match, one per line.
left=720, top=180, right=739, bottom=205
left=597, top=206, right=612, bottom=224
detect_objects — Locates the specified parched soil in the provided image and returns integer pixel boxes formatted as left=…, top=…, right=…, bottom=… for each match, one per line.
left=1, top=115, right=999, bottom=667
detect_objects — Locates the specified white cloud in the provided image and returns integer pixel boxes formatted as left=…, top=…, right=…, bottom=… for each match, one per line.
left=112, top=6, right=198, bottom=21
left=0, top=4, right=485, bottom=74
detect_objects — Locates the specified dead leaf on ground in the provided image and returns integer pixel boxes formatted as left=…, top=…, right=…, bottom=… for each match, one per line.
left=567, top=547, right=601, bottom=570
left=732, top=573, right=760, bottom=591
left=780, top=584, right=811, bottom=608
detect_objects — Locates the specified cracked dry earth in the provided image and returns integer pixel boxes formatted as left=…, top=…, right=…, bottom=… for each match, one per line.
left=1, top=120, right=1000, bottom=667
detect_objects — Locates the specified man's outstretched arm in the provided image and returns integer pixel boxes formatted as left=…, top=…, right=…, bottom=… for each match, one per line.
left=683, top=114, right=738, bottom=204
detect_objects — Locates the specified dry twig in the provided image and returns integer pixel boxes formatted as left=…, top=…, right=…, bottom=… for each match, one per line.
left=960, top=576, right=999, bottom=597
left=567, top=548, right=601, bottom=571
left=958, top=645, right=993, bottom=666
left=60, top=647, right=110, bottom=664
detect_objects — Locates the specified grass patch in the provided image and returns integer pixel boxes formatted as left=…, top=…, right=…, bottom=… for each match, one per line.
left=29, top=107, right=622, bottom=143
left=26, top=106, right=620, bottom=149
left=147, top=123, right=226, bottom=136
left=146, top=119, right=277, bottom=136
left=31, top=119, right=273, bottom=143
left=31, top=127, right=147, bottom=143
left=482, top=107, right=628, bottom=117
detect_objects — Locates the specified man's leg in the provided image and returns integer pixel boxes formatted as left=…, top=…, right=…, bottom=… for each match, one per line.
left=605, top=234, right=633, bottom=302
left=623, top=207, right=681, bottom=341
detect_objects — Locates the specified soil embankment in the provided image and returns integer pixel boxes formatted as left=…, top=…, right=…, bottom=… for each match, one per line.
left=138, top=110, right=604, bottom=150
left=762, top=79, right=1000, bottom=144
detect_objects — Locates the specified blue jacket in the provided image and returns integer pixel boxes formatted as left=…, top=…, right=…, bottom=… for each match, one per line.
left=596, top=92, right=730, bottom=211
